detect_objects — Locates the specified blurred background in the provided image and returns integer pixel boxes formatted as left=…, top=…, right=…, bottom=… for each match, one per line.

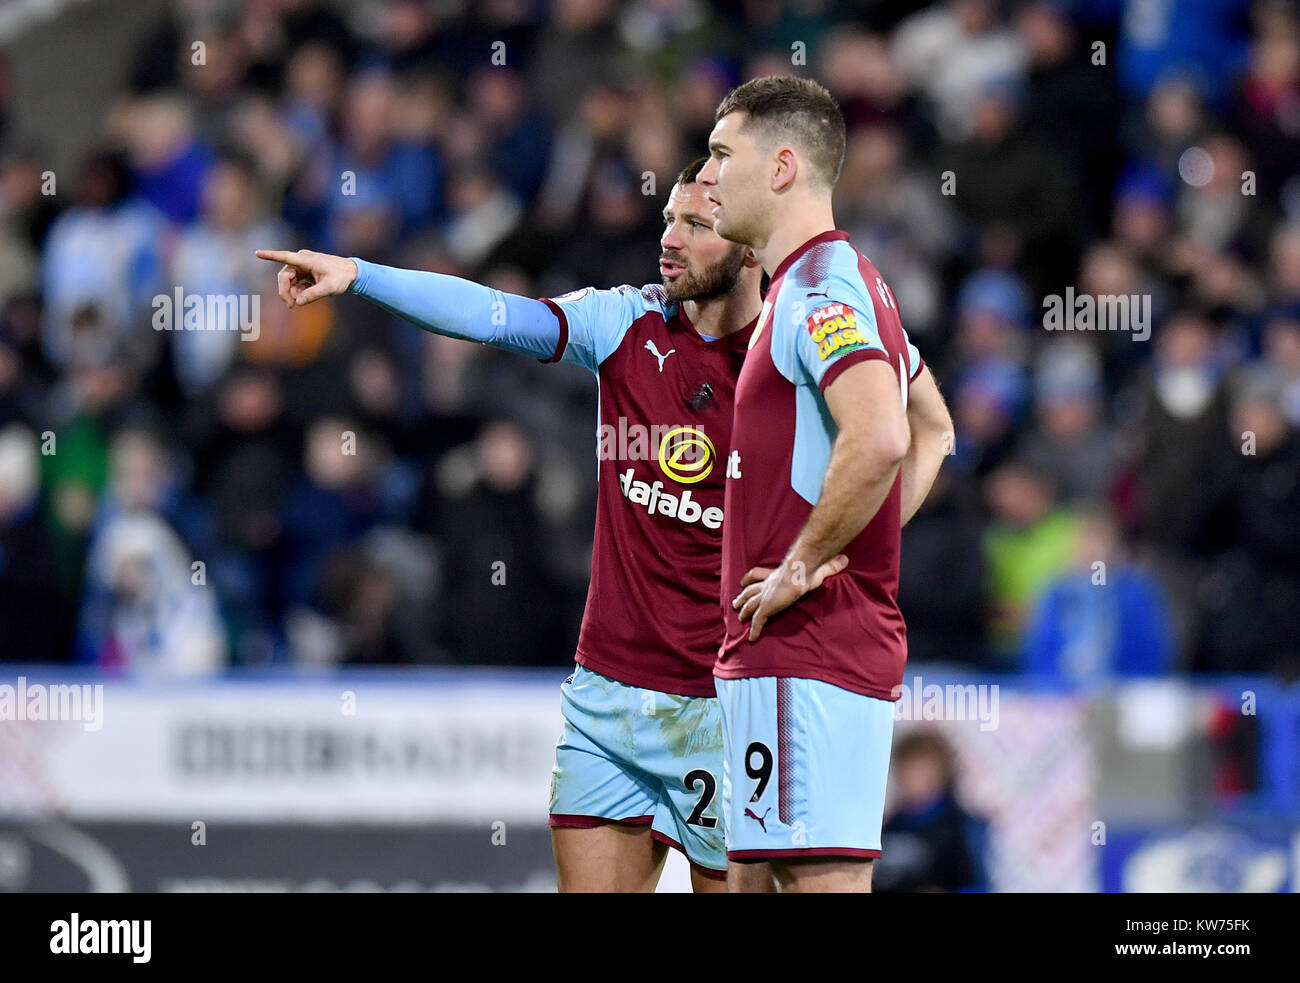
left=0, top=0, right=1298, bottom=892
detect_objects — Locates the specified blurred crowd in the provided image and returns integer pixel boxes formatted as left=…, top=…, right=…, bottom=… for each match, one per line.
left=1, top=0, right=1299, bottom=680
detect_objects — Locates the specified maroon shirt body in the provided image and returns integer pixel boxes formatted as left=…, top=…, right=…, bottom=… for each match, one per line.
left=542, top=283, right=755, bottom=696
left=715, top=232, right=924, bottom=701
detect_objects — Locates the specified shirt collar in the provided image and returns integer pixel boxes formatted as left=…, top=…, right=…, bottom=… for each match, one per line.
left=768, top=229, right=850, bottom=284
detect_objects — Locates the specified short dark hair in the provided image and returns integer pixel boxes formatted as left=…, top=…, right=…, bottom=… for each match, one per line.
left=676, top=156, right=707, bottom=187
left=714, top=75, right=846, bottom=187
left=675, top=155, right=709, bottom=186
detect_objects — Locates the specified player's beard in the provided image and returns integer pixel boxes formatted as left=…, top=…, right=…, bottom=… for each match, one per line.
left=661, top=243, right=747, bottom=303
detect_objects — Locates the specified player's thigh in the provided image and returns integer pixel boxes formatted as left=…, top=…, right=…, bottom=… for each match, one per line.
left=714, top=674, right=894, bottom=880
left=549, top=667, right=665, bottom=889
left=639, top=689, right=729, bottom=886
left=551, top=823, right=668, bottom=893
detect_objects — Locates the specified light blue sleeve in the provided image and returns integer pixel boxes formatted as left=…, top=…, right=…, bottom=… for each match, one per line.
left=542, top=284, right=666, bottom=373
left=788, top=285, right=888, bottom=391
left=906, top=336, right=924, bottom=380
left=348, top=258, right=562, bottom=360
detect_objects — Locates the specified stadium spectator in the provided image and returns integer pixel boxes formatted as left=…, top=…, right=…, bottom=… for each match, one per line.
left=1016, top=340, right=1118, bottom=503
left=897, top=468, right=987, bottom=668
left=316, top=528, right=439, bottom=666
left=1114, top=0, right=1250, bottom=110
left=530, top=0, right=622, bottom=122
left=949, top=361, right=1024, bottom=477
left=948, top=268, right=1032, bottom=377
left=1237, top=14, right=1300, bottom=203
left=90, top=426, right=216, bottom=566
left=877, top=729, right=990, bottom=893
left=0, top=164, right=39, bottom=309
left=938, top=73, right=1075, bottom=293
left=983, top=457, right=1081, bottom=659
left=1194, top=366, right=1300, bottom=678
left=1017, top=0, right=1120, bottom=237
left=1260, top=305, right=1300, bottom=424
left=430, top=419, right=563, bottom=667
left=0, top=423, right=67, bottom=660
left=169, top=150, right=291, bottom=396
left=278, top=415, right=415, bottom=616
left=0, top=298, right=49, bottom=428
left=77, top=511, right=226, bottom=672
left=1127, top=309, right=1232, bottom=556
left=0, top=144, right=60, bottom=254
left=186, top=367, right=298, bottom=663
left=115, top=94, right=215, bottom=226
left=891, top=0, right=1027, bottom=142
left=1268, top=222, right=1300, bottom=308
left=1022, top=504, right=1175, bottom=682
left=39, top=149, right=167, bottom=371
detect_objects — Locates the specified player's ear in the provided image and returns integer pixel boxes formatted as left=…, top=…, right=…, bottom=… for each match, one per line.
left=771, top=146, right=798, bottom=193
left=742, top=247, right=761, bottom=268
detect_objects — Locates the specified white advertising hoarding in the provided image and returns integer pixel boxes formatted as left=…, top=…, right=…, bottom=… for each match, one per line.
left=0, top=671, right=566, bottom=824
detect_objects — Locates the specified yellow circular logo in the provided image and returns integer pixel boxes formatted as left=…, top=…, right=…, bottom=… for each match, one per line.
left=658, top=426, right=715, bottom=484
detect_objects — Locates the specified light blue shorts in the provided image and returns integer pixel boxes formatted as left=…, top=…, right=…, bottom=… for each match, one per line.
left=714, top=674, right=896, bottom=862
left=549, top=665, right=727, bottom=878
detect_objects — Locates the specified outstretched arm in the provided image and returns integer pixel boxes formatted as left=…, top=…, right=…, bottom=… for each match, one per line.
left=255, top=249, right=562, bottom=361
left=900, top=365, right=953, bottom=527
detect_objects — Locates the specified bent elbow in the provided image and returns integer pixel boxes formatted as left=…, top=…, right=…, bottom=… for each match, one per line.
left=883, top=443, right=910, bottom=472
left=837, top=414, right=909, bottom=474
left=873, top=425, right=911, bottom=472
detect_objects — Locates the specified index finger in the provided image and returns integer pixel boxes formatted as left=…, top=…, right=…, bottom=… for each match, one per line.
left=739, top=566, right=772, bottom=588
left=255, top=249, right=302, bottom=265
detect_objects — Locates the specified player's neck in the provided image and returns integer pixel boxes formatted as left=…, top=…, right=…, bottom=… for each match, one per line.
left=683, top=294, right=762, bottom=339
left=756, top=198, right=838, bottom=278
left=683, top=285, right=762, bottom=339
